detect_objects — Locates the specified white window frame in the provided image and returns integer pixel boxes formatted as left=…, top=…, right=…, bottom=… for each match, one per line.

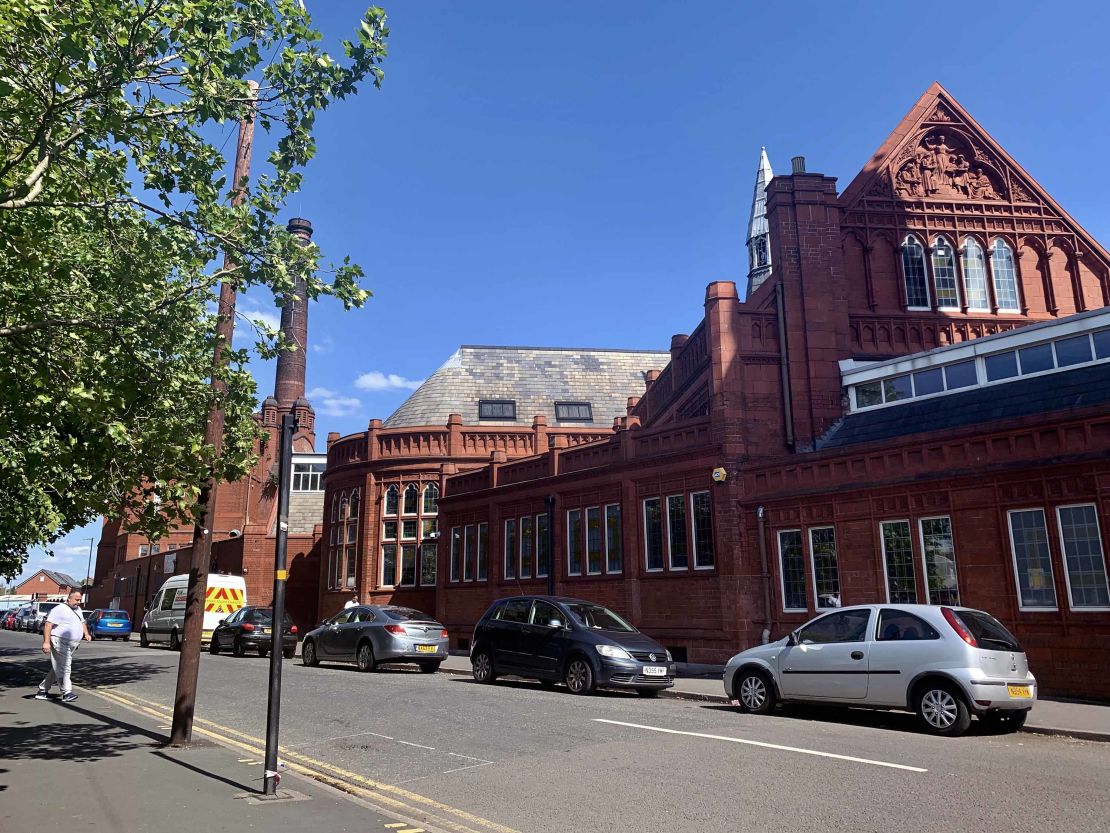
left=462, top=523, right=475, bottom=583
left=932, top=235, right=961, bottom=311
left=808, top=526, right=840, bottom=610
left=879, top=519, right=918, bottom=604
left=960, top=237, right=991, bottom=313
left=379, top=543, right=397, bottom=589
left=1055, top=503, right=1110, bottom=612
left=449, top=527, right=460, bottom=583
left=902, top=234, right=931, bottom=311
left=990, top=238, right=1022, bottom=314
left=917, top=515, right=960, bottom=605
left=518, top=515, right=533, bottom=579
left=399, top=544, right=417, bottom=588
left=690, top=491, right=714, bottom=570
left=383, top=485, right=398, bottom=517
left=643, top=498, right=664, bottom=573
left=777, top=529, right=808, bottom=612
left=402, top=483, right=419, bottom=516
left=665, top=494, right=688, bottom=571
left=1006, top=508, right=1059, bottom=612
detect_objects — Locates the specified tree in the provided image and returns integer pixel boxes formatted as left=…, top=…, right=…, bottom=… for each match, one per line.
left=0, top=0, right=388, bottom=576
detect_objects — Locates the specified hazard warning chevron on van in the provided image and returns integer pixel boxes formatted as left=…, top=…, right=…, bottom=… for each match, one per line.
left=205, top=586, right=244, bottom=614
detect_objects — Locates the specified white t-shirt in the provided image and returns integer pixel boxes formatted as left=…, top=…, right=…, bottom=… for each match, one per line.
left=343, top=600, right=358, bottom=609
left=46, top=604, right=85, bottom=641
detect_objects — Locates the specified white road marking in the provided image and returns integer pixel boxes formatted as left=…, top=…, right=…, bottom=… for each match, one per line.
left=593, top=719, right=928, bottom=773
left=397, top=740, right=436, bottom=750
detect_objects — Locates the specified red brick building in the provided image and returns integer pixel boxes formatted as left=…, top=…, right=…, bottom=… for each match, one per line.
left=434, top=83, right=1110, bottom=699
left=90, top=219, right=328, bottom=631
left=12, top=569, right=81, bottom=600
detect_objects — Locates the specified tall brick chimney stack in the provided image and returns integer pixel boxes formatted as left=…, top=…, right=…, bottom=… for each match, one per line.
left=275, top=217, right=312, bottom=406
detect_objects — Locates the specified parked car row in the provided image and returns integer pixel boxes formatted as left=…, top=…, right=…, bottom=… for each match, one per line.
left=1, top=601, right=60, bottom=633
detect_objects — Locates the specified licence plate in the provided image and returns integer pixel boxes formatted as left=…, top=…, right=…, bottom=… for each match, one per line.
left=261, top=628, right=271, bottom=635
left=1007, top=685, right=1031, bottom=698
left=416, top=644, right=437, bottom=653
left=642, top=665, right=668, bottom=677
left=108, top=623, right=123, bottom=627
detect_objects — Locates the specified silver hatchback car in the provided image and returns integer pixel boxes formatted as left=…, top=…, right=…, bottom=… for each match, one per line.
left=723, top=604, right=1035, bottom=736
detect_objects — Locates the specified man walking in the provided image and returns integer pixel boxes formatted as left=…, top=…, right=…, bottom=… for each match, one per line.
left=36, top=590, right=91, bottom=702
left=344, top=594, right=359, bottom=610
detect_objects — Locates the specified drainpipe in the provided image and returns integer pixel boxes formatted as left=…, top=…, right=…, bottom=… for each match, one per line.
left=775, top=283, right=795, bottom=450
left=757, top=505, right=772, bottom=644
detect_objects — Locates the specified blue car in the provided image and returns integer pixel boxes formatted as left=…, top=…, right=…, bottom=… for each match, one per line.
left=88, top=609, right=132, bottom=640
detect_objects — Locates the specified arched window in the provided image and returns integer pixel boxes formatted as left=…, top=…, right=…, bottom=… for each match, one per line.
left=991, top=239, right=1020, bottom=312
left=330, top=492, right=340, bottom=524
left=384, top=485, right=398, bottom=516
left=339, top=493, right=350, bottom=521
left=403, top=483, right=419, bottom=515
left=348, top=489, right=360, bottom=520
left=931, top=236, right=960, bottom=309
left=756, top=237, right=769, bottom=267
left=423, top=483, right=439, bottom=515
left=961, top=238, right=990, bottom=311
left=901, top=235, right=930, bottom=309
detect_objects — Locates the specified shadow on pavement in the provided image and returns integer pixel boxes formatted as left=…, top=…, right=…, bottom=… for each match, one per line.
left=0, top=651, right=169, bottom=693
left=152, top=750, right=253, bottom=793
left=448, top=675, right=642, bottom=698
left=699, top=702, right=1020, bottom=738
left=0, top=706, right=160, bottom=763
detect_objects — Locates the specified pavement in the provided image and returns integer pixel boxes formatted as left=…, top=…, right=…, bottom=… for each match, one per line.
left=437, top=653, right=1110, bottom=742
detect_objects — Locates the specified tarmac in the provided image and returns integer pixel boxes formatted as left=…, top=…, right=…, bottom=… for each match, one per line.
left=438, top=653, right=1110, bottom=742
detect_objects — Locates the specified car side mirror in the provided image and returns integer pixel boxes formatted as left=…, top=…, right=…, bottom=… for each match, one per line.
left=786, top=631, right=798, bottom=646
left=547, top=619, right=562, bottom=629
left=218, top=619, right=226, bottom=626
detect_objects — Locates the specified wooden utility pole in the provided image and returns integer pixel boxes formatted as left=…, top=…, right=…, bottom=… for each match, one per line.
left=170, top=82, right=258, bottom=746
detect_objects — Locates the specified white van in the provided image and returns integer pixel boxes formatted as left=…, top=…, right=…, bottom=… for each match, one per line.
left=139, top=573, right=247, bottom=649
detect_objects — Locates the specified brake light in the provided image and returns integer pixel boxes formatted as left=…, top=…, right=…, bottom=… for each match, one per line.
left=290, top=625, right=298, bottom=634
left=241, top=623, right=255, bottom=632
left=441, top=629, right=449, bottom=639
left=384, top=624, right=405, bottom=635
left=941, top=607, right=976, bottom=647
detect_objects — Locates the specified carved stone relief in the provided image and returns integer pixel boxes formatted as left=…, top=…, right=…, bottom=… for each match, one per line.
left=893, top=131, right=1003, bottom=201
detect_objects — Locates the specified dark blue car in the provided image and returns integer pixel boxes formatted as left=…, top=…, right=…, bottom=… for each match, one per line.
left=88, top=609, right=132, bottom=640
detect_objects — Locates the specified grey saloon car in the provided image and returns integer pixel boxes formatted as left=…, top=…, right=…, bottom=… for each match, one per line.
left=723, top=604, right=1036, bottom=736
left=301, top=605, right=448, bottom=672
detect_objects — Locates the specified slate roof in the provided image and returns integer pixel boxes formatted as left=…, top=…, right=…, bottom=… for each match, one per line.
left=384, top=346, right=671, bottom=429
left=42, top=570, right=80, bottom=588
left=820, top=362, right=1110, bottom=449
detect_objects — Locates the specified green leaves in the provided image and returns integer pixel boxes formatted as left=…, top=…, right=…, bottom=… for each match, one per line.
left=0, top=0, right=388, bottom=576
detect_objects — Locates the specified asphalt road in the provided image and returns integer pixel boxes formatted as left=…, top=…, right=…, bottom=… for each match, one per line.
left=3, top=629, right=1108, bottom=833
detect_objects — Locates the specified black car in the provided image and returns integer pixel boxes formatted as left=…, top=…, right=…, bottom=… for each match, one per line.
left=209, top=606, right=297, bottom=658
left=470, top=595, right=676, bottom=696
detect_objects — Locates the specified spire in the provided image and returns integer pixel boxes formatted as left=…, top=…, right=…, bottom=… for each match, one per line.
left=745, top=147, right=774, bottom=296
left=274, top=217, right=312, bottom=406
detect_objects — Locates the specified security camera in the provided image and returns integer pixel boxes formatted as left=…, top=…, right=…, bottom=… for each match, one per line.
left=227, top=529, right=242, bottom=539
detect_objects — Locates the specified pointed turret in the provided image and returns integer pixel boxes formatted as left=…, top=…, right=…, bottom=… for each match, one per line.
left=745, top=147, right=774, bottom=296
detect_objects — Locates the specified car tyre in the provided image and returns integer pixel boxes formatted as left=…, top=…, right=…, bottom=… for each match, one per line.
left=914, top=682, right=972, bottom=737
left=356, top=642, right=376, bottom=672
left=735, top=668, right=776, bottom=715
left=302, top=640, right=318, bottom=667
left=140, top=629, right=149, bottom=648
left=471, top=651, right=495, bottom=684
left=233, top=637, right=245, bottom=658
left=258, top=646, right=269, bottom=659
left=564, top=656, right=596, bottom=696
left=209, top=637, right=220, bottom=655
left=283, top=646, right=296, bottom=660
left=169, top=630, right=181, bottom=651
left=980, top=710, right=1028, bottom=733
left=419, top=661, right=440, bottom=674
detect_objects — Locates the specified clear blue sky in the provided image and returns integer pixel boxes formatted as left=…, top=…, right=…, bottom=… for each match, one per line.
left=16, top=0, right=1110, bottom=584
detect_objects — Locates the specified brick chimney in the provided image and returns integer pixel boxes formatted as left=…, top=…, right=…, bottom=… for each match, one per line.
left=275, top=217, right=312, bottom=406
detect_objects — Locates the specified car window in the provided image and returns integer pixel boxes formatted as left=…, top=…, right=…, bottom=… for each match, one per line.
left=530, top=601, right=566, bottom=627
left=497, top=599, right=532, bottom=623
left=332, top=609, right=355, bottom=625
left=563, top=603, right=636, bottom=632
left=105, top=610, right=129, bottom=620
left=381, top=606, right=431, bottom=621
left=354, top=608, right=376, bottom=623
left=160, top=590, right=176, bottom=611
left=797, top=609, right=871, bottom=644
left=952, top=609, right=1023, bottom=652
left=876, top=609, right=939, bottom=641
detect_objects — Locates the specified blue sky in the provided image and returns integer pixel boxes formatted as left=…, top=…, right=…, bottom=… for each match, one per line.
left=16, top=0, right=1110, bottom=584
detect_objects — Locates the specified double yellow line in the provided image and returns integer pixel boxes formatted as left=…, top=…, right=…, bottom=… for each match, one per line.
left=90, top=687, right=520, bottom=833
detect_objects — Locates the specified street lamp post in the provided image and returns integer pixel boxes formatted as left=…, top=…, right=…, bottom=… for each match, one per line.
left=83, top=537, right=95, bottom=604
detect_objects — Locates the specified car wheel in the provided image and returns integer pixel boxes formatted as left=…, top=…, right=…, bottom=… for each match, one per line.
left=356, top=642, right=376, bottom=672
left=283, top=646, right=296, bottom=660
left=735, top=668, right=776, bottom=714
left=209, top=637, right=220, bottom=655
left=915, top=682, right=972, bottom=736
left=980, top=710, right=1028, bottom=733
left=233, top=637, right=244, bottom=658
left=140, top=629, right=149, bottom=648
left=636, top=688, right=660, bottom=698
left=564, top=656, right=596, bottom=695
left=471, top=651, right=495, bottom=683
left=258, top=646, right=269, bottom=658
left=168, top=630, right=180, bottom=651
left=419, top=662, right=440, bottom=674
left=302, top=640, right=318, bottom=667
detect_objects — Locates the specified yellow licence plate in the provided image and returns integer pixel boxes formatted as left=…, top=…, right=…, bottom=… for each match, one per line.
left=261, top=628, right=271, bottom=635
left=1007, top=685, right=1031, bottom=698
left=416, top=644, right=437, bottom=653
